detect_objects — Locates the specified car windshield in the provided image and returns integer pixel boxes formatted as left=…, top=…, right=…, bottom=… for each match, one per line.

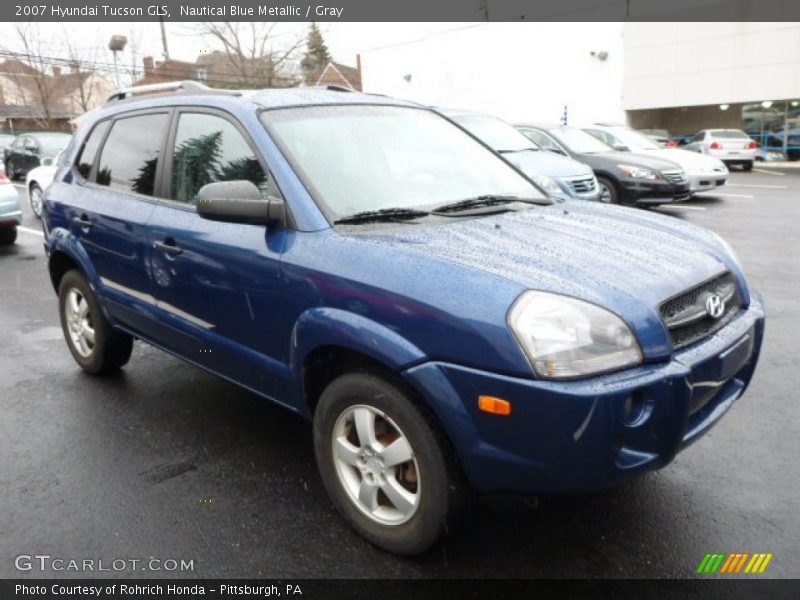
left=604, top=128, right=660, bottom=151
left=262, top=105, right=544, bottom=222
left=710, top=130, right=749, bottom=139
left=35, top=133, right=72, bottom=154
left=449, top=114, right=538, bottom=153
left=549, top=127, right=613, bottom=154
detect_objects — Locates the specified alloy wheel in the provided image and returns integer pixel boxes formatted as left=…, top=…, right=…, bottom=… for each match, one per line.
left=64, top=287, right=95, bottom=358
left=30, top=185, right=43, bottom=217
left=331, top=404, right=420, bottom=526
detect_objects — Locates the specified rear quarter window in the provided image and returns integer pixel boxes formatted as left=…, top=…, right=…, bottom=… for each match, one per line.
left=74, top=120, right=110, bottom=179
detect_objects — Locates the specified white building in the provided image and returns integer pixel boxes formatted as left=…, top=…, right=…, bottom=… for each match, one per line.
left=358, top=22, right=800, bottom=155
left=358, top=23, right=625, bottom=125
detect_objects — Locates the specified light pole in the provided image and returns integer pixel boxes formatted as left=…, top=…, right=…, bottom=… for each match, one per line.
left=108, top=35, right=128, bottom=88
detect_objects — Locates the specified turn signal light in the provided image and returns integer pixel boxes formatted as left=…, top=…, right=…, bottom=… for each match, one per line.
left=478, top=396, right=512, bottom=416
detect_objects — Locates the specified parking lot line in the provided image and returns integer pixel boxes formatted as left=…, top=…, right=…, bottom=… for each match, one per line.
left=727, top=183, right=788, bottom=189
left=656, top=205, right=706, bottom=211
left=696, top=192, right=755, bottom=199
left=753, top=168, right=785, bottom=176
left=18, top=226, right=43, bottom=237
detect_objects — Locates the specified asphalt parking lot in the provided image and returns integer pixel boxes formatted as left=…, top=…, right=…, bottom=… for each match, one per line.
left=2, top=169, right=799, bottom=579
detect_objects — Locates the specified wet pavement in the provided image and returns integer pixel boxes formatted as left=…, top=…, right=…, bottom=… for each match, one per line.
left=1, top=170, right=798, bottom=578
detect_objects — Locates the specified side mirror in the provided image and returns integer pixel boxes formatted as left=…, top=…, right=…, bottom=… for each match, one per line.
left=41, top=157, right=55, bottom=166
left=196, top=180, right=285, bottom=226
left=547, top=147, right=567, bottom=156
left=612, top=143, right=629, bottom=152
left=25, top=144, right=37, bottom=152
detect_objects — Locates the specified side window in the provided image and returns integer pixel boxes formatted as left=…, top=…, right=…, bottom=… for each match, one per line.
left=520, top=129, right=556, bottom=151
left=692, top=132, right=705, bottom=143
left=586, top=129, right=612, bottom=146
left=170, top=112, right=268, bottom=204
left=96, top=113, right=169, bottom=196
left=11, top=137, right=23, bottom=148
left=75, top=120, right=110, bottom=180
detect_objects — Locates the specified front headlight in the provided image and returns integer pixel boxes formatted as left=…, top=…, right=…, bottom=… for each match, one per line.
left=618, top=164, right=660, bottom=180
left=508, top=291, right=643, bottom=379
left=531, top=173, right=562, bottom=196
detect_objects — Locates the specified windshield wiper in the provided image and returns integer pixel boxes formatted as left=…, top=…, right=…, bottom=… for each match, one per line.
left=432, top=194, right=550, bottom=215
left=334, top=207, right=430, bottom=225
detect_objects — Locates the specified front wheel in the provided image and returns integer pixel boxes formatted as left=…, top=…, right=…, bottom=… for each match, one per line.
left=58, top=269, right=133, bottom=374
left=313, top=372, right=467, bottom=555
left=29, top=183, right=44, bottom=218
left=5, top=159, right=15, bottom=180
left=597, top=176, right=619, bottom=204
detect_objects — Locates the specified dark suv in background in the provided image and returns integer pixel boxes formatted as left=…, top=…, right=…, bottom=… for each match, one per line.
left=516, top=124, right=691, bottom=206
left=3, top=132, right=72, bottom=180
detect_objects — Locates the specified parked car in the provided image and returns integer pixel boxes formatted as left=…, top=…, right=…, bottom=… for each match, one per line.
left=638, top=128, right=671, bottom=146
left=3, top=132, right=72, bottom=180
left=0, top=167, right=21, bottom=245
left=44, top=82, right=764, bottom=555
left=682, top=129, right=758, bottom=170
left=753, top=142, right=785, bottom=162
left=584, top=125, right=730, bottom=192
left=438, top=109, right=601, bottom=202
left=26, top=153, right=60, bottom=218
left=0, top=133, right=17, bottom=170
left=515, top=123, right=690, bottom=206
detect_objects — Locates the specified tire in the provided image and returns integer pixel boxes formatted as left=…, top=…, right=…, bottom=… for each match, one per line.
left=742, top=161, right=753, bottom=172
left=597, top=176, right=620, bottom=204
left=58, top=269, right=133, bottom=374
left=0, top=227, right=17, bottom=245
left=313, top=372, right=467, bottom=555
left=5, top=159, right=15, bottom=180
left=29, top=182, right=44, bottom=218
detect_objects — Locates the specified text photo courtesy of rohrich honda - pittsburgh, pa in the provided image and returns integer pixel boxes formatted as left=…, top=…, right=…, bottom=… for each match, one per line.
left=1, top=1, right=799, bottom=599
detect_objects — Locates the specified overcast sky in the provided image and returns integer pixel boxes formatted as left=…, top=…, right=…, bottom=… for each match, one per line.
left=0, top=21, right=459, bottom=71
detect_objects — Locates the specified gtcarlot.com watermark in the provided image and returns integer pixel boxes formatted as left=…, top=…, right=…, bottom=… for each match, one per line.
left=14, top=554, right=194, bottom=573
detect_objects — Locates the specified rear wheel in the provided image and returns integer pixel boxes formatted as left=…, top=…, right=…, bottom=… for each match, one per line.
left=58, top=269, right=133, bottom=374
left=313, top=372, right=467, bottom=555
left=742, top=161, right=753, bottom=172
left=597, top=176, right=619, bottom=204
left=29, top=183, right=44, bottom=218
left=0, top=227, right=17, bottom=245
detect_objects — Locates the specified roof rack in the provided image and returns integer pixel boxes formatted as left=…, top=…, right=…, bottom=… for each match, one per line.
left=106, top=80, right=242, bottom=104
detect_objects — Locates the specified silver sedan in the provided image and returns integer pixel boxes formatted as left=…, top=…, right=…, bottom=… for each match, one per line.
left=0, top=170, right=21, bottom=245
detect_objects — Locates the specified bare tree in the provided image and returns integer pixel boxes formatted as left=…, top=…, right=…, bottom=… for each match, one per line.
left=0, top=24, right=56, bottom=127
left=193, top=22, right=304, bottom=88
left=62, top=35, right=102, bottom=113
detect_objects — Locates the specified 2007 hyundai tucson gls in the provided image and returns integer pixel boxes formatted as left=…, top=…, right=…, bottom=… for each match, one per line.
left=43, top=82, right=764, bottom=555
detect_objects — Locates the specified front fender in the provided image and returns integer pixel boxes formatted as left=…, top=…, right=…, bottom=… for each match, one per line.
left=289, top=307, right=428, bottom=415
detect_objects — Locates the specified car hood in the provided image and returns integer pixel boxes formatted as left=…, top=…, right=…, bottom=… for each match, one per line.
left=640, top=148, right=726, bottom=171
left=503, top=149, right=592, bottom=179
left=578, top=151, right=683, bottom=172
left=356, top=202, right=743, bottom=359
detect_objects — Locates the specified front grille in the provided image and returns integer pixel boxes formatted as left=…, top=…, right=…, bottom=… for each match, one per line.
left=660, top=272, right=741, bottom=349
left=661, top=169, right=689, bottom=185
left=567, top=175, right=597, bottom=196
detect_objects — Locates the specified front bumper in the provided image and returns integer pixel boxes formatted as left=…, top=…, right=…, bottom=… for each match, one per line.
left=688, top=170, right=728, bottom=193
left=621, top=179, right=691, bottom=205
left=403, top=294, right=765, bottom=494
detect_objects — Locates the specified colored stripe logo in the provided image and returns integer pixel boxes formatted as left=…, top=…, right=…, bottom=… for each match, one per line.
left=696, top=552, right=773, bottom=574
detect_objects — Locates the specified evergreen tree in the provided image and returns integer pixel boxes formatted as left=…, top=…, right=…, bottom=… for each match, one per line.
left=301, top=23, right=332, bottom=85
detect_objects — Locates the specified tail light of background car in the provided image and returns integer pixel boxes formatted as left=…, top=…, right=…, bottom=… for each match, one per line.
left=710, top=141, right=723, bottom=149
left=746, top=140, right=758, bottom=149
left=666, top=139, right=678, bottom=147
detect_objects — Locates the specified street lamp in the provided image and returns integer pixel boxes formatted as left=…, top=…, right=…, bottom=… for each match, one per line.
left=108, top=35, right=128, bottom=88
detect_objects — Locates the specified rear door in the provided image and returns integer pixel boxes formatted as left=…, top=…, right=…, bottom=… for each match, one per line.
left=145, top=108, right=291, bottom=401
left=68, top=110, right=171, bottom=338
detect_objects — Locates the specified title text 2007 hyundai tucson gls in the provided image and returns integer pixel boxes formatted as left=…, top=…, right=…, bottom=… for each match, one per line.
left=43, top=82, right=764, bottom=555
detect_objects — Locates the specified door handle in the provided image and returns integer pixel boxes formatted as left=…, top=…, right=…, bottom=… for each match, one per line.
left=73, top=215, right=92, bottom=228
left=153, top=240, right=183, bottom=256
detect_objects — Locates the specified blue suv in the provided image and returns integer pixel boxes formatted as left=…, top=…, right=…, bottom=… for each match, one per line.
left=44, top=82, right=764, bottom=555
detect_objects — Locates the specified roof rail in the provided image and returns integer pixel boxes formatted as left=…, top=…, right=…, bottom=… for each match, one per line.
left=106, top=80, right=241, bottom=103
left=324, top=85, right=354, bottom=92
